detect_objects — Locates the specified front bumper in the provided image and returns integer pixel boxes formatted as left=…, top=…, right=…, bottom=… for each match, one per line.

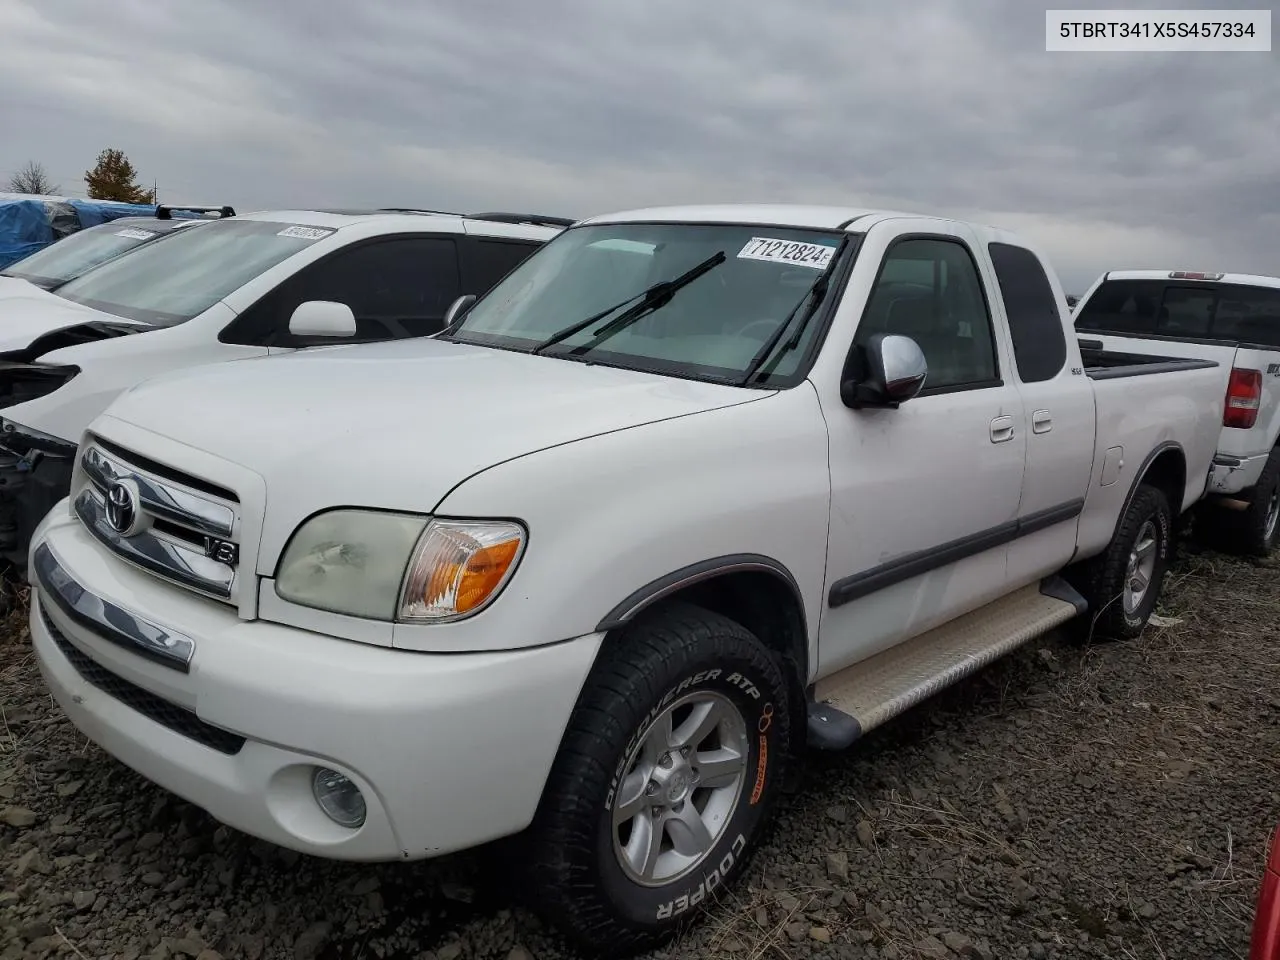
left=1207, top=452, right=1269, bottom=498
left=30, top=510, right=603, bottom=861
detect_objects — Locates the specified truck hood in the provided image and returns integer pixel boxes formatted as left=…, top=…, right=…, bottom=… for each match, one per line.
left=0, top=285, right=147, bottom=355
left=101, top=337, right=766, bottom=567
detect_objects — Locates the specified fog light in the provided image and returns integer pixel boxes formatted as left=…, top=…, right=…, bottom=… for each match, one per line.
left=311, top=767, right=366, bottom=828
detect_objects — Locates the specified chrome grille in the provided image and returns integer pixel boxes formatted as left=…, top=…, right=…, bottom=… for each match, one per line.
left=76, top=440, right=240, bottom=603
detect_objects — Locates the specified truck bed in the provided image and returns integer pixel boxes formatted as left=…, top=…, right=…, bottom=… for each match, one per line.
left=1072, top=339, right=1228, bottom=558
left=1077, top=338, right=1220, bottom=380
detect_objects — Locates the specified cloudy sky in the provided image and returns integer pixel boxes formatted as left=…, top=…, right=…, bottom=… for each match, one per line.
left=1, top=0, right=1275, bottom=291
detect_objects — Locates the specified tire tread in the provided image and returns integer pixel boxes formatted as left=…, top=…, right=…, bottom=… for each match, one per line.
left=1079, top=483, right=1171, bottom=641
left=520, top=601, right=788, bottom=955
left=1217, top=447, right=1280, bottom=557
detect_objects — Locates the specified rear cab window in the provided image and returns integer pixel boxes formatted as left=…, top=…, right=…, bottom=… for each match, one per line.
left=1075, top=278, right=1280, bottom=347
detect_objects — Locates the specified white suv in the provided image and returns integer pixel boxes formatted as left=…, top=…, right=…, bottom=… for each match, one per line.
left=0, top=208, right=567, bottom=578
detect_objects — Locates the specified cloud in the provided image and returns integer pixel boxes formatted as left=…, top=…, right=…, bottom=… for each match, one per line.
left=1, top=0, right=1275, bottom=290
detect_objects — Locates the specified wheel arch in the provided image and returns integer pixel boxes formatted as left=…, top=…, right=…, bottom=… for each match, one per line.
left=1126, top=441, right=1187, bottom=519
left=595, top=554, right=811, bottom=711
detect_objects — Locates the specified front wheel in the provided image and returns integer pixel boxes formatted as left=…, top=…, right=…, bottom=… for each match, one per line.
left=1078, top=483, right=1173, bottom=641
left=523, top=602, right=791, bottom=955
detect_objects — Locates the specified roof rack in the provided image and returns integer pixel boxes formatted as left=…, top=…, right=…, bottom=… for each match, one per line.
left=376, top=207, right=462, bottom=216
left=467, top=212, right=575, bottom=228
left=156, top=204, right=235, bottom=220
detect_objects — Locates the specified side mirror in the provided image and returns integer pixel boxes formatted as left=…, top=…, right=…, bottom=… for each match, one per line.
left=442, top=294, right=477, bottom=328
left=841, top=333, right=928, bottom=408
left=288, top=301, right=356, bottom=338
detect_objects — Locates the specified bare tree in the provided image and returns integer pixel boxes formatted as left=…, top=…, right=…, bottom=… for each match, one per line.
left=7, top=161, right=60, bottom=195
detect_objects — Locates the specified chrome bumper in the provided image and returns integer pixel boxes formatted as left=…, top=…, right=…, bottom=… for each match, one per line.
left=32, top=540, right=195, bottom=672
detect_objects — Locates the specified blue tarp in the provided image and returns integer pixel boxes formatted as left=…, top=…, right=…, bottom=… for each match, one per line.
left=66, top=198, right=157, bottom=229
left=0, top=195, right=161, bottom=269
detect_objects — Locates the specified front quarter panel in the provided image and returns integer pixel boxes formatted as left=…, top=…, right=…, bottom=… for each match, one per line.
left=397, top=384, right=832, bottom=662
left=4, top=303, right=267, bottom=442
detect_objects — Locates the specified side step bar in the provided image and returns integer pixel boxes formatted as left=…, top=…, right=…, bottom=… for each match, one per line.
left=806, top=576, right=1086, bottom=750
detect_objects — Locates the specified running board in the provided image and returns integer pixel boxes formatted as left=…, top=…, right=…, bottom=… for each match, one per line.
left=806, top=577, right=1086, bottom=750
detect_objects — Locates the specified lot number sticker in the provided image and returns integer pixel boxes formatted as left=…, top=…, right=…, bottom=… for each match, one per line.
left=114, top=228, right=157, bottom=241
left=738, top=237, right=835, bottom=270
left=277, top=225, right=333, bottom=240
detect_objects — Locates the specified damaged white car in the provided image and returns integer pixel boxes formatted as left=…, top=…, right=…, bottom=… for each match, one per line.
left=0, top=208, right=567, bottom=582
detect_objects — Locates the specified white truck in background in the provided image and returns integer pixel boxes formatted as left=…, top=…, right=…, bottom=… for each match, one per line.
left=29, top=204, right=1227, bottom=955
left=1074, top=270, right=1280, bottom=555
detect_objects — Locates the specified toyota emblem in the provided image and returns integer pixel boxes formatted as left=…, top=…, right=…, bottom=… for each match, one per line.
left=104, top=479, right=142, bottom=537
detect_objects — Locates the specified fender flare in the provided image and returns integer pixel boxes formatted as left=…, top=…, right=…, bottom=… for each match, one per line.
left=594, top=553, right=807, bottom=636
left=1121, top=440, right=1186, bottom=520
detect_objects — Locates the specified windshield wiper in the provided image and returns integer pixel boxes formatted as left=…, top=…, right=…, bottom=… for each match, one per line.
left=738, top=240, right=846, bottom=386
left=530, top=251, right=726, bottom=356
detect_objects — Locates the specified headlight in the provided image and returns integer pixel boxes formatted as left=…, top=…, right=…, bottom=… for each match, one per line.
left=274, top=510, right=525, bottom=623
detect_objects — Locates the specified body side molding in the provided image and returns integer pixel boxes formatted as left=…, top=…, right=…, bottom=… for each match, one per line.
left=829, top=498, right=1085, bottom=608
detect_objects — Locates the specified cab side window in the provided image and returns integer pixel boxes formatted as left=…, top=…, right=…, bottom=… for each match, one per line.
left=855, top=238, right=998, bottom=391
left=222, top=236, right=462, bottom=346
left=461, top=238, right=543, bottom=293
left=989, top=241, right=1067, bottom=383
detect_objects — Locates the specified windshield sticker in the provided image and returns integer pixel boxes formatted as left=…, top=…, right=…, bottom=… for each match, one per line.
left=114, top=228, right=157, bottom=241
left=737, top=237, right=836, bottom=270
left=277, top=225, right=334, bottom=241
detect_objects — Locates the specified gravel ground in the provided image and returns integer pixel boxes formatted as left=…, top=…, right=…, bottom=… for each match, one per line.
left=2, top=538, right=1277, bottom=960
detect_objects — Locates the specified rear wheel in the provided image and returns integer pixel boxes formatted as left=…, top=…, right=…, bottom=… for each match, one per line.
left=1076, top=483, right=1173, bottom=641
left=1217, top=447, right=1280, bottom=557
left=522, top=602, right=791, bottom=955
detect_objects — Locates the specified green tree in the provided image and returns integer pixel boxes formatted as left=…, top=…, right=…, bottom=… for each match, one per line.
left=83, top=148, right=156, bottom=204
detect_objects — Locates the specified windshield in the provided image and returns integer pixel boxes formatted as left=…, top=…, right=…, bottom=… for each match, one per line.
left=55, top=219, right=337, bottom=325
left=0, top=223, right=167, bottom=289
left=448, top=222, right=848, bottom=384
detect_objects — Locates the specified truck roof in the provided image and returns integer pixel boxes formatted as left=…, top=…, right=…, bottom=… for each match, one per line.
left=578, top=203, right=933, bottom=231
left=1101, top=269, right=1280, bottom=290
left=576, top=204, right=1041, bottom=247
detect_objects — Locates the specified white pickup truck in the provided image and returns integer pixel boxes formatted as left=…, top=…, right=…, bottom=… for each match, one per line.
left=0, top=208, right=565, bottom=581
left=29, top=204, right=1226, bottom=954
left=1074, top=270, right=1280, bottom=556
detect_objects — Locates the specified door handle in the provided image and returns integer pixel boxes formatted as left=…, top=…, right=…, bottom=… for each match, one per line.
left=990, top=415, right=1014, bottom=443
left=1032, top=409, right=1053, bottom=434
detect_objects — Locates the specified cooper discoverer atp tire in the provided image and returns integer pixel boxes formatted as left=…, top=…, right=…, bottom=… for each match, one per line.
left=522, top=601, right=791, bottom=956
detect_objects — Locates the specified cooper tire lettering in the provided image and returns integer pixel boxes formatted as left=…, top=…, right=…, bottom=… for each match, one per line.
left=758, top=702, right=774, bottom=733
left=750, top=733, right=768, bottom=805
left=653, top=833, right=747, bottom=920
left=524, top=603, right=791, bottom=952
